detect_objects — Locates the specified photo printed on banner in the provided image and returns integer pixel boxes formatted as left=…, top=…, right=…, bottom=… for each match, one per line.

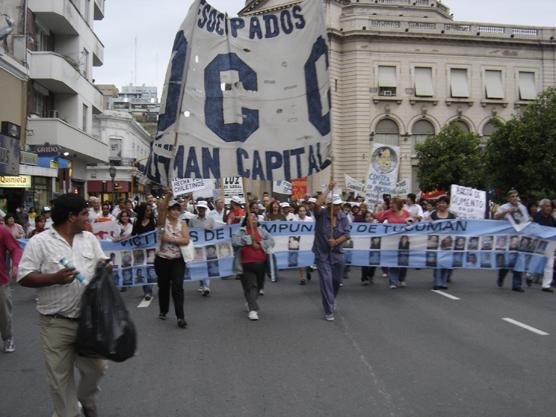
left=121, top=268, right=134, bottom=287
left=133, top=249, right=146, bottom=266
left=121, top=251, right=133, bottom=268
left=147, top=266, right=157, bottom=284
left=146, top=248, right=156, bottom=264
left=134, top=268, right=147, bottom=285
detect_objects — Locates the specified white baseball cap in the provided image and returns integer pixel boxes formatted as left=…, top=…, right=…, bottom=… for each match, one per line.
left=231, top=196, right=242, bottom=205
left=332, top=198, right=344, bottom=205
left=307, top=197, right=317, bottom=203
left=196, top=200, right=209, bottom=209
left=280, top=202, right=291, bottom=208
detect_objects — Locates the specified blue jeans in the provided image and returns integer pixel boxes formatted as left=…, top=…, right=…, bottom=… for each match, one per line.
left=434, top=269, right=451, bottom=287
left=389, top=268, right=407, bottom=286
left=142, top=285, right=152, bottom=296
left=199, top=280, right=210, bottom=290
left=316, top=259, right=344, bottom=315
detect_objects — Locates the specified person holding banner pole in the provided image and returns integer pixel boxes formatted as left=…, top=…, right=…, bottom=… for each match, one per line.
left=312, top=182, right=350, bottom=321
left=292, top=205, right=314, bottom=285
left=155, top=192, right=190, bottom=328
left=429, top=196, right=457, bottom=290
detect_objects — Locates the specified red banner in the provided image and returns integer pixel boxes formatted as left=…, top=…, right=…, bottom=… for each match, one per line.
left=291, top=177, right=308, bottom=200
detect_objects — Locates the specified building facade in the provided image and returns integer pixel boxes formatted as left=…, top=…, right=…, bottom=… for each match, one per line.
left=0, top=0, right=108, bottom=212
left=240, top=0, right=556, bottom=194
left=88, top=110, right=152, bottom=202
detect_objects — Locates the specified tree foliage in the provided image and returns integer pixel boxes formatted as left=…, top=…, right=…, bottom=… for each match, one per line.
left=484, top=88, right=556, bottom=201
left=415, top=123, right=484, bottom=192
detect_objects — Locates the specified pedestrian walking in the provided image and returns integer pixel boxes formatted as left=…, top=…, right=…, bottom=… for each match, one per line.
left=0, top=224, right=22, bottom=353
left=154, top=192, right=190, bottom=328
left=132, top=203, right=157, bottom=301
left=429, top=196, right=457, bottom=290
left=232, top=212, right=275, bottom=321
left=312, top=182, right=350, bottom=321
left=17, top=194, right=109, bottom=417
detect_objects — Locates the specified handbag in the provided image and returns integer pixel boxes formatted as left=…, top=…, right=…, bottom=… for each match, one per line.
left=180, top=241, right=195, bottom=263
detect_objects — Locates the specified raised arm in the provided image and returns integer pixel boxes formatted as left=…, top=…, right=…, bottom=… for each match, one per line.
left=314, top=181, right=335, bottom=214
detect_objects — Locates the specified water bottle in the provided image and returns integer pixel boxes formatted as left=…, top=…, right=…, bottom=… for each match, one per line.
left=59, top=257, right=88, bottom=285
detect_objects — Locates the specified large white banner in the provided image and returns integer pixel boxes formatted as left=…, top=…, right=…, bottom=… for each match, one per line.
left=344, top=174, right=366, bottom=194
left=450, top=185, right=487, bottom=220
left=146, top=0, right=331, bottom=184
left=365, top=143, right=400, bottom=205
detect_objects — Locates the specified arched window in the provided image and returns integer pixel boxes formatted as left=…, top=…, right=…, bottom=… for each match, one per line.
left=374, top=119, right=400, bottom=146
left=450, top=120, right=471, bottom=134
left=412, top=119, right=435, bottom=153
left=481, top=120, right=498, bottom=146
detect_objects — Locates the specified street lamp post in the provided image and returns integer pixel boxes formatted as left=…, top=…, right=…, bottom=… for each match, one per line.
left=109, top=164, right=116, bottom=205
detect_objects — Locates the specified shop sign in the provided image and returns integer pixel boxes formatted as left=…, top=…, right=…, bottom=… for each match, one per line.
left=0, top=175, right=32, bottom=188
left=28, top=144, right=62, bottom=156
left=20, top=151, right=38, bottom=166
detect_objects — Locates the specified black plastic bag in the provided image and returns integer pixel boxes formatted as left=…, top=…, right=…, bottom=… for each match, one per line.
left=76, top=262, right=137, bottom=362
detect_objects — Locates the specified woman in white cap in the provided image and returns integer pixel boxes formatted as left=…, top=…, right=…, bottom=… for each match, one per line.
left=155, top=191, right=190, bottom=329
left=292, top=205, right=314, bottom=285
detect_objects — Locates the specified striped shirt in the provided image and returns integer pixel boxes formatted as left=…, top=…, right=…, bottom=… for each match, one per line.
left=17, top=228, right=107, bottom=318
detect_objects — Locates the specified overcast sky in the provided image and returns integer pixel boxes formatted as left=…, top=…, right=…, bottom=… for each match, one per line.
left=93, top=0, right=556, bottom=95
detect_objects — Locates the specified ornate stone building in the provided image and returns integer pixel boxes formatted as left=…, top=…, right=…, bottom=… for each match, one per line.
left=240, top=0, right=556, bottom=193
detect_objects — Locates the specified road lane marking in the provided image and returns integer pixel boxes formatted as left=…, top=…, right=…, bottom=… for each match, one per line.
left=502, top=318, right=549, bottom=336
left=137, top=298, right=153, bottom=308
left=431, top=290, right=460, bottom=300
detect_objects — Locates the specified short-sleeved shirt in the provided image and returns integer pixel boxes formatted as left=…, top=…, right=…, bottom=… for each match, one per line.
left=17, top=228, right=107, bottom=318
left=190, top=215, right=216, bottom=230
left=312, top=208, right=351, bottom=264
left=496, top=203, right=529, bottom=225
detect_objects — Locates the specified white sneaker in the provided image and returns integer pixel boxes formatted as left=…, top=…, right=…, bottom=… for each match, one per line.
left=248, top=310, right=259, bottom=321
left=324, top=314, right=335, bottom=321
left=258, top=289, right=264, bottom=296
left=3, top=338, right=15, bottom=353
left=400, top=282, right=407, bottom=287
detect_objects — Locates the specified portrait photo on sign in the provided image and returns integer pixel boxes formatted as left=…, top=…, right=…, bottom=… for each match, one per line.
left=146, top=266, right=157, bottom=284
left=369, top=251, right=381, bottom=265
left=519, top=237, right=531, bottom=252
left=467, top=236, right=479, bottom=251
left=121, top=251, right=132, bottom=268
left=440, top=236, right=453, bottom=251
left=535, top=240, right=548, bottom=254
left=426, top=251, right=437, bottom=267
left=217, top=243, right=233, bottom=258
left=194, top=247, right=205, bottom=261
left=146, top=248, right=156, bottom=264
left=112, top=270, right=121, bottom=287
left=108, top=252, right=119, bottom=267
left=452, top=252, right=464, bottom=268
left=527, top=238, right=538, bottom=253
left=509, top=235, right=520, bottom=251
left=133, top=249, right=146, bottom=266
left=207, top=260, right=220, bottom=277
left=480, top=236, right=493, bottom=251
left=288, top=251, right=299, bottom=267
left=480, top=253, right=491, bottom=268
left=495, top=236, right=508, bottom=251
left=371, top=146, right=398, bottom=175
left=370, top=237, right=382, bottom=250
left=121, top=268, right=133, bottom=286
left=398, top=235, right=410, bottom=250
left=454, top=236, right=466, bottom=251
left=205, top=245, right=218, bottom=260
left=427, top=235, right=439, bottom=250
left=134, top=268, right=146, bottom=284
left=495, top=253, right=505, bottom=268
left=288, top=236, right=301, bottom=251
left=508, top=252, right=518, bottom=268
left=398, top=250, right=409, bottom=266
left=465, top=252, right=478, bottom=267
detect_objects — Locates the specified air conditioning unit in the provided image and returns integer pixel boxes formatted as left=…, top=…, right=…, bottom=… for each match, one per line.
left=382, top=90, right=393, bottom=97
left=48, top=110, right=60, bottom=118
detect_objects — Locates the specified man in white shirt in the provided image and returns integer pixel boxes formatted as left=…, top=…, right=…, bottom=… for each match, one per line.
left=404, top=193, right=424, bottom=221
left=494, top=189, right=530, bottom=292
left=209, top=198, right=226, bottom=225
left=87, top=196, right=101, bottom=224
left=18, top=194, right=109, bottom=417
left=190, top=200, right=216, bottom=295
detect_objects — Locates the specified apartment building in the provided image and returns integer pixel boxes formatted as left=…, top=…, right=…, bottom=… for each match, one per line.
left=240, top=0, right=556, bottom=194
left=0, top=0, right=108, bottom=211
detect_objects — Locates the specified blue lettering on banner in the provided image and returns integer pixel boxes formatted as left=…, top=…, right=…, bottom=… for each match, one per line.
left=249, top=16, right=264, bottom=39
left=263, top=14, right=280, bottom=39
left=292, top=5, right=306, bottom=29
left=157, top=31, right=188, bottom=135
left=230, top=18, right=245, bottom=37
left=204, top=53, right=260, bottom=142
left=280, top=10, right=294, bottom=34
left=304, top=36, right=330, bottom=136
left=174, top=145, right=221, bottom=179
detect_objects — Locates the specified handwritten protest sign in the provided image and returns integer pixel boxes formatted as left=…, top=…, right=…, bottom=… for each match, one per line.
left=172, top=178, right=212, bottom=197
left=450, top=185, right=487, bottom=220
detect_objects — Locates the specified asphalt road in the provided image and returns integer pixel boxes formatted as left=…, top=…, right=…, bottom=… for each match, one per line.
left=2, top=268, right=556, bottom=417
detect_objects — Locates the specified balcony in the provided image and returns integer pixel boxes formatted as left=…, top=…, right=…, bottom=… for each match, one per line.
left=94, top=0, right=105, bottom=20
left=27, top=118, right=108, bottom=163
left=28, top=51, right=103, bottom=111
left=28, top=0, right=104, bottom=65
